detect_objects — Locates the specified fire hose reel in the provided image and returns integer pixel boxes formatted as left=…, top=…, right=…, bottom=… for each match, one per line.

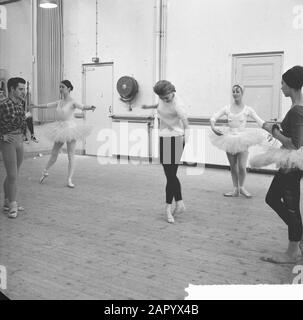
left=116, top=76, right=139, bottom=111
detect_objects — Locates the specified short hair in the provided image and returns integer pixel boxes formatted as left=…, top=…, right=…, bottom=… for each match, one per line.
left=61, top=80, right=74, bottom=91
left=282, top=65, right=303, bottom=90
left=153, top=80, right=176, bottom=96
left=7, top=77, right=26, bottom=93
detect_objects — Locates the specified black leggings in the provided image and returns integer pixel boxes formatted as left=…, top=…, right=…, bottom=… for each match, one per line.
left=160, top=136, right=185, bottom=204
left=265, top=169, right=303, bottom=242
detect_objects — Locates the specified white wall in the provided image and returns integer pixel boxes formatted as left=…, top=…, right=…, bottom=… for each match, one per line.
left=165, top=0, right=303, bottom=119
left=63, top=0, right=155, bottom=115
left=0, top=0, right=32, bottom=82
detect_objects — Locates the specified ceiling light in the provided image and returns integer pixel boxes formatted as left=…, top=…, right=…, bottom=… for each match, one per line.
left=39, top=0, right=57, bottom=9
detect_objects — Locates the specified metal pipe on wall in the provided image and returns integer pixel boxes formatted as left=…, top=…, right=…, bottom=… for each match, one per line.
left=31, top=0, right=38, bottom=120
left=152, top=0, right=168, bottom=158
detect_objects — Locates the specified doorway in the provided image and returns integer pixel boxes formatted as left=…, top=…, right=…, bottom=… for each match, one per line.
left=83, top=63, right=114, bottom=156
left=232, top=52, right=283, bottom=121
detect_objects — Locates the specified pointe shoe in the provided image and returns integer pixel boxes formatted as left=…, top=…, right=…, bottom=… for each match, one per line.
left=224, top=188, right=239, bottom=197
left=239, top=187, right=252, bottom=198
left=67, top=181, right=75, bottom=188
left=8, top=206, right=18, bottom=219
left=39, top=170, right=49, bottom=184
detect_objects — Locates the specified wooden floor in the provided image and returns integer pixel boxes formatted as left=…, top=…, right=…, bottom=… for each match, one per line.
left=0, top=154, right=302, bottom=300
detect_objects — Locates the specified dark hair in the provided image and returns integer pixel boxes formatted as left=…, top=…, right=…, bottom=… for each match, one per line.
left=153, top=80, right=176, bottom=96
left=7, top=77, right=26, bottom=93
left=282, top=66, right=303, bottom=90
left=61, top=80, right=74, bottom=91
left=232, top=84, right=244, bottom=93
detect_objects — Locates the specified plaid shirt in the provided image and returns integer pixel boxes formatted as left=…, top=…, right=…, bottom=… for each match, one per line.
left=0, top=97, right=26, bottom=136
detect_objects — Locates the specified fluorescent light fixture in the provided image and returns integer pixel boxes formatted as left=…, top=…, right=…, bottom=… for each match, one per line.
left=39, top=0, right=57, bottom=9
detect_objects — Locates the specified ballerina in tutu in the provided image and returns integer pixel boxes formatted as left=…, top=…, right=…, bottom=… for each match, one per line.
left=30, top=80, right=95, bottom=188
left=252, top=66, right=303, bottom=264
left=210, top=84, right=266, bottom=198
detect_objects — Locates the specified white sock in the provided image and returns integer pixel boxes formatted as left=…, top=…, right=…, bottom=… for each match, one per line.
left=9, top=201, right=17, bottom=210
left=176, top=200, right=185, bottom=208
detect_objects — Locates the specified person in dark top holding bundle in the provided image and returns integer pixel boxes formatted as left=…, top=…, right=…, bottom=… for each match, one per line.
left=0, top=77, right=27, bottom=219
left=259, top=66, right=303, bottom=264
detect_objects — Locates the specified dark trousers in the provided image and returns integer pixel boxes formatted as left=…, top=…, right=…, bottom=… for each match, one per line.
left=160, top=136, right=185, bottom=204
left=23, top=117, right=34, bottom=136
left=265, top=169, right=303, bottom=242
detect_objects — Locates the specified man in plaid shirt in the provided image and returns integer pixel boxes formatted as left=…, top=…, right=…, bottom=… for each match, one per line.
left=0, top=77, right=27, bottom=219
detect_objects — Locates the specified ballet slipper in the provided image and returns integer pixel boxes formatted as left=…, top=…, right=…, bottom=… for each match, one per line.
left=224, top=188, right=239, bottom=197
left=3, top=204, right=24, bottom=212
left=67, top=181, right=75, bottom=188
left=166, top=205, right=174, bottom=224
left=167, top=212, right=175, bottom=224
left=239, top=187, right=252, bottom=198
left=173, top=201, right=186, bottom=216
left=7, top=202, right=18, bottom=219
left=39, top=170, right=49, bottom=184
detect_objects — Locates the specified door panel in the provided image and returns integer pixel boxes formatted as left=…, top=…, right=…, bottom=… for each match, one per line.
left=84, top=64, right=113, bottom=156
left=233, top=54, right=283, bottom=121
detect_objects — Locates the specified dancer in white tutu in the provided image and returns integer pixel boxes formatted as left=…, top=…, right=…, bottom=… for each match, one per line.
left=30, top=80, right=95, bottom=188
left=210, top=84, right=266, bottom=198
left=254, top=66, right=303, bottom=264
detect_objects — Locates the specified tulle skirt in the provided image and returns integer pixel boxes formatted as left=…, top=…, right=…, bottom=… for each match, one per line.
left=44, top=120, right=92, bottom=143
left=209, top=128, right=267, bottom=154
left=250, top=146, right=303, bottom=170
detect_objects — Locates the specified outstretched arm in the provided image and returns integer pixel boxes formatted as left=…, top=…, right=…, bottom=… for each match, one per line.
left=30, top=101, right=58, bottom=109
left=74, top=102, right=96, bottom=112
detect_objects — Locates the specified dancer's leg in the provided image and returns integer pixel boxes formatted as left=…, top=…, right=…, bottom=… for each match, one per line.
left=238, top=151, right=251, bottom=197
left=163, top=164, right=175, bottom=205
left=40, top=141, right=64, bottom=183
left=262, top=170, right=303, bottom=264
left=66, top=140, right=77, bottom=187
left=45, top=142, right=64, bottom=171
left=225, top=152, right=239, bottom=196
